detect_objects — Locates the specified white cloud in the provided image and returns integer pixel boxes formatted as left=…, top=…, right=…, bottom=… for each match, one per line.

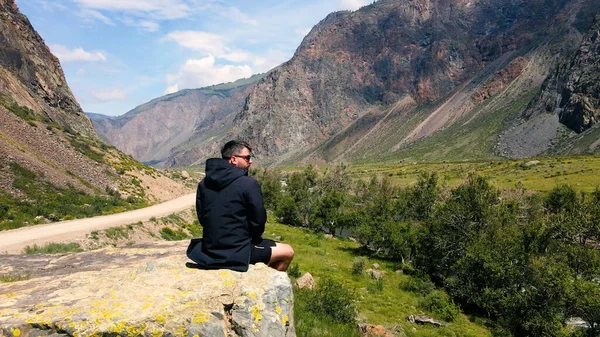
left=168, top=56, right=253, bottom=90
left=338, top=0, right=372, bottom=11
left=165, top=30, right=251, bottom=63
left=49, top=44, right=107, bottom=62
left=165, top=84, right=179, bottom=95
left=70, top=0, right=191, bottom=20
left=91, top=88, right=126, bottom=102
left=77, top=8, right=114, bottom=25
left=137, top=20, right=160, bottom=32
left=219, top=6, right=258, bottom=26
left=76, top=68, right=87, bottom=76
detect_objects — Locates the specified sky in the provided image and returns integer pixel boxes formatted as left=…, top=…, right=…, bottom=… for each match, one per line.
left=15, top=0, right=373, bottom=116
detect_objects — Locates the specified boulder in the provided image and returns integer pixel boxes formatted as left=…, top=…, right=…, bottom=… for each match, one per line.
left=357, top=323, right=394, bottom=337
left=0, top=242, right=295, bottom=337
left=180, top=170, right=190, bottom=179
left=294, top=273, right=316, bottom=290
left=406, top=315, right=445, bottom=327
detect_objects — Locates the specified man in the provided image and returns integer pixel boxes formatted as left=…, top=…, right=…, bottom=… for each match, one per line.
left=186, top=140, right=294, bottom=272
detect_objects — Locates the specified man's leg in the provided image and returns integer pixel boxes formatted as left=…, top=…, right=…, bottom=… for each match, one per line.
left=268, top=242, right=294, bottom=271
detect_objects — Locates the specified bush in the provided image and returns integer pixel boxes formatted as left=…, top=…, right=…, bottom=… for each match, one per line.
left=287, top=262, right=301, bottom=278
left=401, top=275, right=435, bottom=296
left=302, top=276, right=356, bottom=324
left=104, top=226, right=129, bottom=240
left=160, top=227, right=189, bottom=241
left=420, top=290, right=460, bottom=322
left=367, top=279, right=385, bottom=293
left=351, top=257, right=367, bottom=275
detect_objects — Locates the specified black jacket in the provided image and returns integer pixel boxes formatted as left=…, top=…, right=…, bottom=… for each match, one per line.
left=186, top=158, right=267, bottom=271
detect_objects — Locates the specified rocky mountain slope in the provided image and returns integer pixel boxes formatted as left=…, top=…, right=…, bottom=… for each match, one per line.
left=232, top=0, right=598, bottom=164
left=0, top=0, right=188, bottom=227
left=496, top=14, right=600, bottom=158
left=91, top=75, right=263, bottom=167
left=0, top=0, right=94, bottom=138
left=96, top=0, right=599, bottom=167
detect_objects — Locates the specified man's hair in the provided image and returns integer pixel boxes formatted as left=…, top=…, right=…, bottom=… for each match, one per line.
left=221, top=140, right=252, bottom=159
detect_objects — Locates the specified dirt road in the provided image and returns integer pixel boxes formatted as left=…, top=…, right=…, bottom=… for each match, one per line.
left=0, top=193, right=196, bottom=254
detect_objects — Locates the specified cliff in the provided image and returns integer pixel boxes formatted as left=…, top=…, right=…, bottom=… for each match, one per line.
left=0, top=242, right=295, bottom=337
left=526, top=15, right=600, bottom=132
left=231, top=0, right=576, bottom=161
left=0, top=0, right=95, bottom=138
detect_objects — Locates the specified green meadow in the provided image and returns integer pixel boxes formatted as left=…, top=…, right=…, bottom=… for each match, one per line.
left=346, top=155, right=600, bottom=193
left=262, top=221, right=493, bottom=337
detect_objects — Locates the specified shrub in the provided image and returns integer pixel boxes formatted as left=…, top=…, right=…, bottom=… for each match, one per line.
left=420, top=290, right=460, bottom=322
left=160, top=227, right=188, bottom=241
left=303, top=276, right=356, bottom=324
left=401, top=275, right=435, bottom=296
left=287, top=262, right=301, bottom=278
left=367, top=279, right=385, bottom=293
left=104, top=226, right=129, bottom=240
left=351, top=257, right=367, bottom=275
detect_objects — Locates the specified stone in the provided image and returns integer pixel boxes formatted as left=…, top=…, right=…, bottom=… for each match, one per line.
left=0, top=241, right=295, bottom=337
left=372, top=263, right=380, bottom=269
left=180, top=170, right=190, bottom=179
left=357, top=323, right=394, bottom=337
left=294, top=273, right=316, bottom=290
left=406, top=315, right=445, bottom=327
left=523, top=160, right=540, bottom=167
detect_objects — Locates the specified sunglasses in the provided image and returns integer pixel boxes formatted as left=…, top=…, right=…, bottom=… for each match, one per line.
left=232, top=154, right=253, bottom=161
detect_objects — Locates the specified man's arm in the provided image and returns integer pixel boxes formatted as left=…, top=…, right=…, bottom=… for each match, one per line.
left=195, top=182, right=203, bottom=227
left=246, top=178, right=267, bottom=240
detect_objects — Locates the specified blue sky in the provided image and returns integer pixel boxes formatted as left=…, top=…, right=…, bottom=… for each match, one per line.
left=15, top=0, right=372, bottom=116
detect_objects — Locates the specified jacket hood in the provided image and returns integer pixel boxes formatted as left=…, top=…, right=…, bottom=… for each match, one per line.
left=204, top=158, right=248, bottom=191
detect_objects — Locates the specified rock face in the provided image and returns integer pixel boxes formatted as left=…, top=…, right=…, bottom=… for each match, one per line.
left=0, top=0, right=95, bottom=138
left=89, top=0, right=599, bottom=165
left=0, top=242, right=295, bottom=337
left=525, top=15, right=600, bottom=133
left=231, top=0, right=575, bottom=160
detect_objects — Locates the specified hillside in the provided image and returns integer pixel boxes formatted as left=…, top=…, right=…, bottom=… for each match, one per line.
left=91, top=74, right=264, bottom=167
left=89, top=0, right=599, bottom=167
left=232, top=0, right=599, bottom=165
left=0, top=0, right=189, bottom=230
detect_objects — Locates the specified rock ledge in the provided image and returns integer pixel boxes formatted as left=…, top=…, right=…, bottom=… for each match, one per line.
left=0, top=242, right=294, bottom=337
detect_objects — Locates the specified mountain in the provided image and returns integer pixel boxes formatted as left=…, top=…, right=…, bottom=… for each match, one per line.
left=91, top=74, right=264, bottom=167
left=497, top=13, right=600, bottom=158
left=0, top=0, right=187, bottom=229
left=0, top=0, right=94, bottom=138
left=232, top=0, right=599, bottom=164
left=95, top=0, right=599, bottom=167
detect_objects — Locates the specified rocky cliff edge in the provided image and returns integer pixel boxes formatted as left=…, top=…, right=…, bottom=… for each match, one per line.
left=0, top=242, right=294, bottom=337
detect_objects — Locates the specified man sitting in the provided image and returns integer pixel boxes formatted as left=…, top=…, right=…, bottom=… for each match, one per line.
left=187, top=140, right=294, bottom=272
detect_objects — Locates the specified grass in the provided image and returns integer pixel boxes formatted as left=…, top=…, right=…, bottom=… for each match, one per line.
left=23, top=242, right=83, bottom=254
left=0, top=273, right=30, bottom=283
left=345, top=155, right=600, bottom=193
left=0, top=162, right=146, bottom=231
left=104, top=226, right=130, bottom=240
left=262, top=218, right=493, bottom=337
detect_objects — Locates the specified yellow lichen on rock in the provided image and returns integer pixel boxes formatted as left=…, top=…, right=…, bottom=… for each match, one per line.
left=281, top=314, right=289, bottom=326
left=151, top=329, right=163, bottom=337
left=191, top=313, right=209, bottom=324
left=9, top=328, right=20, bottom=337
left=250, top=305, right=263, bottom=323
